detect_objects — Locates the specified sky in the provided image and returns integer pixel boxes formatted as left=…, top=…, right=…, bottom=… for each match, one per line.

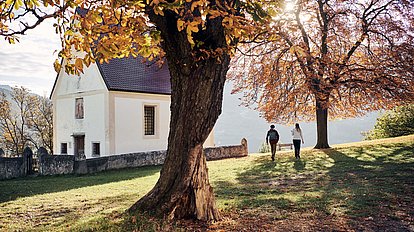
left=0, top=19, right=61, bottom=96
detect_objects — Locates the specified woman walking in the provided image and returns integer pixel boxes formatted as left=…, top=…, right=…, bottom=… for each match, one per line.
left=291, top=123, right=304, bottom=159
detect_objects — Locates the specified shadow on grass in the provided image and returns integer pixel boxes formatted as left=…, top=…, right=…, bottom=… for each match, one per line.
left=0, top=165, right=161, bottom=203
left=214, top=143, right=414, bottom=231
left=320, top=145, right=414, bottom=230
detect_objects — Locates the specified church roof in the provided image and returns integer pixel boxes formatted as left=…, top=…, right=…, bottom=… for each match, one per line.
left=97, top=57, right=171, bottom=95
left=50, top=56, right=171, bottom=98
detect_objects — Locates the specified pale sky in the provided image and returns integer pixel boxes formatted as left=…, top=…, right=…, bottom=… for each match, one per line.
left=0, top=19, right=61, bottom=96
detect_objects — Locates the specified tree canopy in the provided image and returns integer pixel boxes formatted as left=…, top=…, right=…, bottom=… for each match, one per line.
left=229, top=0, right=414, bottom=148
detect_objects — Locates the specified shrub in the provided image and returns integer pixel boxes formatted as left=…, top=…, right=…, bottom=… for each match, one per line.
left=365, top=104, right=414, bottom=140
left=258, top=141, right=271, bottom=153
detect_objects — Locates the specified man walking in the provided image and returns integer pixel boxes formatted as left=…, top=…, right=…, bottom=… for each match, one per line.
left=266, top=125, right=279, bottom=161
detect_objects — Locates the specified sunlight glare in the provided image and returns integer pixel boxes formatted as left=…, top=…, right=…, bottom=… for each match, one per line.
left=284, top=0, right=295, bottom=12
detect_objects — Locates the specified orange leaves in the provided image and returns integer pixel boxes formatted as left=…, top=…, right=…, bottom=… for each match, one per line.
left=53, top=60, right=62, bottom=73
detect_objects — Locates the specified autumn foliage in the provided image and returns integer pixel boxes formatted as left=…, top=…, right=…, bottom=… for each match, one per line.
left=229, top=0, right=414, bottom=148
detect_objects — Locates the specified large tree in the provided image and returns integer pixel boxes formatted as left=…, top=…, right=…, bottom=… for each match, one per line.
left=229, top=0, right=414, bottom=148
left=1, top=0, right=275, bottom=221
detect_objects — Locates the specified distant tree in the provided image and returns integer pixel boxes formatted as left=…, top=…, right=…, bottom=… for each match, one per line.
left=0, top=87, right=53, bottom=155
left=365, top=105, right=414, bottom=140
left=230, top=0, right=414, bottom=148
left=27, top=95, right=54, bottom=154
left=0, top=87, right=31, bottom=155
left=0, top=0, right=278, bottom=221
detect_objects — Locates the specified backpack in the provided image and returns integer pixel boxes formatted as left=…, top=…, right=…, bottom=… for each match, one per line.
left=268, top=130, right=279, bottom=141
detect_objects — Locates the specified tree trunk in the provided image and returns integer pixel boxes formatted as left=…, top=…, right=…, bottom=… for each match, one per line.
left=128, top=11, right=229, bottom=221
left=314, top=98, right=330, bottom=149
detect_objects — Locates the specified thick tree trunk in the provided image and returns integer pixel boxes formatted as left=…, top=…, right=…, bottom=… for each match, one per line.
left=314, top=98, right=330, bottom=149
left=128, top=11, right=229, bottom=221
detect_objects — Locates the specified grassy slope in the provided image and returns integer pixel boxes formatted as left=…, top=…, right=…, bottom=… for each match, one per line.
left=0, top=135, right=413, bottom=231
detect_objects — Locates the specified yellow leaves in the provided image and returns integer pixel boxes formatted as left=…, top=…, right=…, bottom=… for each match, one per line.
left=206, top=9, right=222, bottom=19
left=289, top=45, right=308, bottom=57
left=7, top=36, right=15, bottom=44
left=191, top=0, right=206, bottom=12
left=14, top=0, right=23, bottom=10
left=187, top=21, right=199, bottom=33
left=186, top=21, right=200, bottom=45
left=153, top=6, right=164, bottom=16
left=176, top=19, right=200, bottom=46
left=95, top=14, right=103, bottom=24
left=177, top=19, right=185, bottom=31
left=64, top=29, right=74, bottom=37
left=53, top=59, right=62, bottom=73
left=223, top=17, right=234, bottom=27
left=75, top=58, right=84, bottom=71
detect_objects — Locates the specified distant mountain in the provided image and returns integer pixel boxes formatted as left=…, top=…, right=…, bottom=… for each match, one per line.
left=0, top=85, right=11, bottom=90
left=214, top=82, right=380, bottom=153
left=0, top=85, right=12, bottom=97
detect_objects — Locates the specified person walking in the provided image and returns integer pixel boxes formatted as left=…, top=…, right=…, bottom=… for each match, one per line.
left=291, top=123, right=304, bottom=159
left=266, top=125, right=279, bottom=161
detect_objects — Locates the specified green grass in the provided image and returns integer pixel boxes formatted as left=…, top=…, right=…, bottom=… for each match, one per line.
left=1, top=135, right=413, bottom=231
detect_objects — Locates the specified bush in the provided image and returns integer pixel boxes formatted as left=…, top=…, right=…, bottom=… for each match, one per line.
left=258, top=141, right=271, bottom=153
left=365, top=104, right=414, bottom=140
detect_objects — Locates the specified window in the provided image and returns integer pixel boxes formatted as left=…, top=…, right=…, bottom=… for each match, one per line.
left=61, top=143, right=68, bottom=154
left=92, top=142, right=100, bottom=156
left=75, top=98, right=84, bottom=119
left=144, top=106, right=155, bottom=135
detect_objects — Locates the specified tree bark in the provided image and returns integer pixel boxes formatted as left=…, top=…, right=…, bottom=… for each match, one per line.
left=314, top=98, right=330, bottom=149
left=128, top=11, right=229, bottom=221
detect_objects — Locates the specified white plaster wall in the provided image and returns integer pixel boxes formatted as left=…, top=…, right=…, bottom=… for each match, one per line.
left=54, top=93, right=107, bottom=158
left=113, top=93, right=170, bottom=154
left=52, top=62, right=107, bottom=97
left=52, top=61, right=109, bottom=157
left=112, top=92, right=215, bottom=154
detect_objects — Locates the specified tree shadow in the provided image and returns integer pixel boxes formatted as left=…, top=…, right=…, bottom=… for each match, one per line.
left=0, top=165, right=161, bottom=203
left=214, top=143, right=414, bottom=231
left=320, top=146, right=414, bottom=230
left=293, top=159, right=306, bottom=171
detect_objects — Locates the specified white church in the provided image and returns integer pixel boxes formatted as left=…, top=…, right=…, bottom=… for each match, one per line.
left=51, top=57, right=214, bottom=159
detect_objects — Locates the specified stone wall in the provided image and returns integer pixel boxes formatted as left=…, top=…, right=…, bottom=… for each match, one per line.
left=1, top=139, right=248, bottom=178
left=205, top=138, right=248, bottom=160
left=39, top=154, right=74, bottom=176
left=74, top=150, right=167, bottom=174
left=0, top=157, right=26, bottom=180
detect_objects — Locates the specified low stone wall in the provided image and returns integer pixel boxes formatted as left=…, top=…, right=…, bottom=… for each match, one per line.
left=107, top=150, right=166, bottom=170
left=39, top=154, right=74, bottom=176
left=0, top=157, right=26, bottom=180
left=205, top=138, right=248, bottom=161
left=74, top=150, right=167, bottom=174
left=2, top=139, right=248, bottom=178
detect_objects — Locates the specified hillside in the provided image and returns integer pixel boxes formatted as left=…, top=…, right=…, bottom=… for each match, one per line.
left=0, top=135, right=413, bottom=231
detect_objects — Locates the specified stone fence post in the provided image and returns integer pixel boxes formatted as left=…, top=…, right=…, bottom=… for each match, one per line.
left=241, top=138, right=248, bottom=156
left=23, top=147, right=33, bottom=175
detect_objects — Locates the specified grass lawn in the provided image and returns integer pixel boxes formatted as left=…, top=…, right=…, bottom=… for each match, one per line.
left=1, top=135, right=413, bottom=231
